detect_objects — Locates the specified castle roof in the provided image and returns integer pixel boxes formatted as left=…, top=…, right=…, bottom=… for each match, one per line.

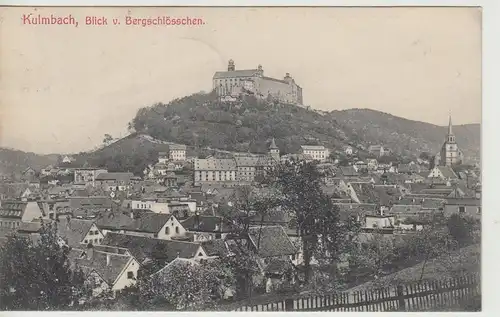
left=213, top=69, right=259, bottom=79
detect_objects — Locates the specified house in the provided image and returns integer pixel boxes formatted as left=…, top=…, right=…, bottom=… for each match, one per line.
left=69, top=246, right=140, bottom=297
left=280, top=153, right=314, bottom=164
left=56, top=217, right=105, bottom=248
left=398, top=163, right=421, bottom=174
left=428, top=166, right=458, bottom=181
left=443, top=198, right=481, bottom=219
left=181, top=214, right=233, bottom=242
left=101, top=212, right=186, bottom=240
left=247, top=226, right=300, bottom=292
left=364, top=214, right=395, bottom=229
left=247, top=225, right=299, bottom=264
left=62, top=155, right=74, bottom=164
left=0, top=201, right=45, bottom=230
left=368, top=145, right=388, bottom=157
left=353, top=161, right=368, bottom=171
left=194, top=158, right=238, bottom=186
left=20, top=167, right=37, bottom=182
left=74, top=168, right=108, bottom=186
left=100, top=232, right=209, bottom=265
left=168, top=144, right=187, bottom=161
left=95, top=172, right=135, bottom=191
left=299, top=145, right=329, bottom=162
left=129, top=199, right=169, bottom=214
left=158, top=152, right=169, bottom=164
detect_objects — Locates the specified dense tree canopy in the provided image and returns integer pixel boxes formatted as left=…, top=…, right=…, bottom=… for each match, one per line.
left=0, top=222, right=85, bottom=310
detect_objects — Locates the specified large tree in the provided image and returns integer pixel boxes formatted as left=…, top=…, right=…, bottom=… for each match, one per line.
left=0, top=222, right=85, bottom=310
left=267, top=159, right=353, bottom=282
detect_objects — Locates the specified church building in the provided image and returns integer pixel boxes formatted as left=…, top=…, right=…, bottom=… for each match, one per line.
left=434, top=115, right=464, bottom=167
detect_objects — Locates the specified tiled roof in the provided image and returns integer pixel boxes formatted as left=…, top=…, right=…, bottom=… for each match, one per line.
left=0, top=201, right=28, bottom=218
left=70, top=196, right=112, bottom=209
left=95, top=172, right=134, bottom=182
left=339, top=167, right=359, bottom=177
left=248, top=226, right=298, bottom=257
left=249, top=208, right=290, bottom=224
left=389, top=205, right=424, bottom=214
left=122, top=212, right=171, bottom=234
left=181, top=215, right=232, bottom=232
left=17, top=221, right=43, bottom=233
left=101, top=232, right=202, bottom=263
left=445, top=198, right=481, bottom=206
left=300, top=145, right=326, bottom=151
left=95, top=212, right=136, bottom=230
left=436, top=166, right=458, bottom=179
left=194, top=158, right=237, bottom=171
left=71, top=248, right=132, bottom=285
left=168, top=144, right=187, bottom=151
left=213, top=69, right=259, bottom=79
left=201, top=239, right=231, bottom=257
left=56, top=218, right=94, bottom=247
left=234, top=156, right=262, bottom=167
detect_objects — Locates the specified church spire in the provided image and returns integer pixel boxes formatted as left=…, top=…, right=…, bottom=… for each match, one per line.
left=269, top=138, right=278, bottom=149
left=448, top=114, right=453, bottom=135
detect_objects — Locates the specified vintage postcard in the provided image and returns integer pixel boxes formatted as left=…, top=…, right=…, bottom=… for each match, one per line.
left=0, top=5, right=481, bottom=312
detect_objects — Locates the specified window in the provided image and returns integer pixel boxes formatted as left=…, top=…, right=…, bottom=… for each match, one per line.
left=127, top=272, right=134, bottom=279
left=198, top=252, right=203, bottom=257
left=459, top=206, right=466, bottom=213
left=175, top=226, right=179, bottom=234
left=89, top=231, right=94, bottom=236
left=477, top=207, right=481, bottom=214
left=291, top=254, right=296, bottom=260
left=84, top=240, right=88, bottom=244
left=165, top=227, right=170, bottom=235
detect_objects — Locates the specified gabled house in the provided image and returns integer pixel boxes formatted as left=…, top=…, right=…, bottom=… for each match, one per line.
left=56, top=217, right=105, bottom=248
left=94, top=172, right=135, bottom=191
left=69, top=246, right=141, bottom=297
left=428, top=166, right=458, bottom=181
left=0, top=201, right=45, bottom=229
left=181, top=214, right=233, bottom=241
left=100, top=232, right=209, bottom=266
left=98, top=212, right=187, bottom=241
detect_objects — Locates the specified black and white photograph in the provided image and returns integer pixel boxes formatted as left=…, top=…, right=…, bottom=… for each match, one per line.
left=0, top=5, right=482, bottom=312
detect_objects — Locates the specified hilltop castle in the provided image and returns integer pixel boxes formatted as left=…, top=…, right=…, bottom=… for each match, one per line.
left=434, top=115, right=464, bottom=167
left=212, top=59, right=303, bottom=105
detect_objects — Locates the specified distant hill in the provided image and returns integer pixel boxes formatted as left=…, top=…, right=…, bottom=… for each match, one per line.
left=329, top=108, right=480, bottom=161
left=0, top=93, right=480, bottom=176
left=0, top=148, right=60, bottom=177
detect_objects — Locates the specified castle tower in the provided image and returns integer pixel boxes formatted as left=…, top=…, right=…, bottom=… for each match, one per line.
left=228, top=59, right=235, bottom=71
left=269, top=138, right=280, bottom=162
left=257, top=64, right=264, bottom=76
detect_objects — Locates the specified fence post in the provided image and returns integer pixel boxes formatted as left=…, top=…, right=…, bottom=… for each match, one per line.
left=284, top=298, right=294, bottom=311
left=397, top=285, right=406, bottom=311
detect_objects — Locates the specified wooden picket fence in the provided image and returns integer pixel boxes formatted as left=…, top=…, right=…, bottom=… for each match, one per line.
left=227, top=273, right=480, bottom=312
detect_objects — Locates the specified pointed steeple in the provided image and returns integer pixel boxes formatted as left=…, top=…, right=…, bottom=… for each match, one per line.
left=448, top=114, right=453, bottom=135
left=269, top=138, right=278, bottom=149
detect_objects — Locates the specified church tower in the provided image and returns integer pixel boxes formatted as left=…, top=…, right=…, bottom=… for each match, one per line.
left=436, top=115, right=463, bottom=166
left=269, top=138, right=280, bottom=162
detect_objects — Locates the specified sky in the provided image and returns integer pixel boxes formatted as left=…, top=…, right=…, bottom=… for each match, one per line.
left=0, top=6, right=481, bottom=154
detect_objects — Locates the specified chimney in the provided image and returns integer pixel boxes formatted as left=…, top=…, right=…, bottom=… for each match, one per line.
left=106, top=253, right=111, bottom=266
